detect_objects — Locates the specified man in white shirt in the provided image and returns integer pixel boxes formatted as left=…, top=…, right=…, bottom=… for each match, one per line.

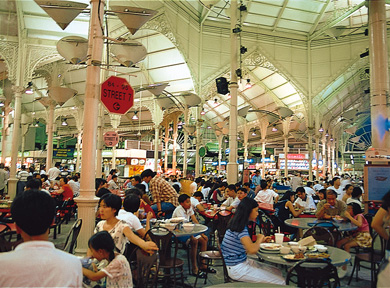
left=304, top=181, right=316, bottom=197
left=0, top=163, right=9, bottom=197
left=68, top=175, right=80, bottom=197
left=107, top=174, right=120, bottom=190
left=329, top=177, right=344, bottom=200
left=254, top=180, right=279, bottom=204
left=290, top=172, right=303, bottom=191
left=0, top=190, right=82, bottom=287
left=221, top=184, right=240, bottom=211
left=294, top=187, right=316, bottom=210
left=117, top=194, right=150, bottom=238
left=47, top=162, right=61, bottom=182
left=313, top=180, right=324, bottom=192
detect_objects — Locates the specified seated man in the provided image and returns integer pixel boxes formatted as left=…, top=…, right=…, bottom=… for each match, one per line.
left=243, top=182, right=256, bottom=199
left=254, top=180, right=279, bottom=205
left=221, top=184, right=240, bottom=211
left=191, top=191, right=205, bottom=213
left=172, top=194, right=210, bottom=277
left=294, top=187, right=316, bottom=210
left=316, top=189, right=347, bottom=220
left=0, top=190, right=82, bottom=287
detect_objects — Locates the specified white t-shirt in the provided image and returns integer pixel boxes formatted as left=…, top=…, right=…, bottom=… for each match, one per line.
left=117, top=210, right=143, bottom=232
left=190, top=197, right=200, bottom=210
left=222, top=196, right=240, bottom=208
left=108, top=180, right=119, bottom=190
left=329, top=186, right=344, bottom=201
left=172, top=205, right=194, bottom=221
left=190, top=182, right=197, bottom=194
left=304, top=187, right=316, bottom=197
left=0, top=241, right=82, bottom=287
left=47, top=167, right=61, bottom=181
left=102, top=254, right=133, bottom=288
left=201, top=187, right=211, bottom=199
left=254, top=189, right=279, bottom=204
left=68, top=180, right=80, bottom=197
left=294, top=195, right=316, bottom=210
left=313, top=183, right=324, bottom=191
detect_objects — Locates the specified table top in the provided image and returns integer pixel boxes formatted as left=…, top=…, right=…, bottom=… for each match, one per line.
left=202, top=209, right=231, bottom=219
left=257, top=245, right=351, bottom=267
left=207, top=282, right=290, bottom=288
left=152, top=223, right=208, bottom=237
left=284, top=218, right=358, bottom=231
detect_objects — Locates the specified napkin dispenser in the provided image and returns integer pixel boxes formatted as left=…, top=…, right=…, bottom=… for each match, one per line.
left=297, top=236, right=317, bottom=247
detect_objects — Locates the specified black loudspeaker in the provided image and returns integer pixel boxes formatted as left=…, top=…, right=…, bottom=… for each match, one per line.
left=216, top=77, right=229, bottom=95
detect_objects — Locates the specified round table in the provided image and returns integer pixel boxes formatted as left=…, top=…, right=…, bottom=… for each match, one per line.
left=151, top=223, right=208, bottom=237
left=284, top=218, right=357, bottom=232
left=257, top=245, right=351, bottom=267
left=207, top=282, right=291, bottom=288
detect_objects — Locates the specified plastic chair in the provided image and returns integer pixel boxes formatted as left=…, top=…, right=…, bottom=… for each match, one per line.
left=257, top=210, right=275, bottom=236
left=63, top=219, right=82, bottom=254
left=134, top=248, right=159, bottom=288
left=0, top=222, right=23, bottom=252
left=212, top=210, right=233, bottom=245
left=303, top=226, right=335, bottom=246
left=286, top=258, right=340, bottom=288
left=144, top=227, right=184, bottom=288
left=348, top=232, right=386, bottom=287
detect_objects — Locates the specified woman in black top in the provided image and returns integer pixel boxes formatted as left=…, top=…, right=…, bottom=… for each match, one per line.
left=273, top=190, right=304, bottom=234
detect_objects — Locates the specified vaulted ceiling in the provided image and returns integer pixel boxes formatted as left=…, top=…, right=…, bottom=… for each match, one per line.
left=0, top=0, right=389, bottom=152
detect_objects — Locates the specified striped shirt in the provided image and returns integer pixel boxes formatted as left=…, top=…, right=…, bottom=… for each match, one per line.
left=221, top=227, right=249, bottom=266
left=149, top=176, right=179, bottom=207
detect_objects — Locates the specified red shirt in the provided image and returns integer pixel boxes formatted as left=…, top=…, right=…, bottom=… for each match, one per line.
left=61, top=184, right=73, bottom=200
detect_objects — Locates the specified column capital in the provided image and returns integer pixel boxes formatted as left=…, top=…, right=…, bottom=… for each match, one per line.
left=12, top=85, right=24, bottom=95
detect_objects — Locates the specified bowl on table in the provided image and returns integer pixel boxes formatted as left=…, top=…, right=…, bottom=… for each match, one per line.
left=182, top=223, right=194, bottom=232
left=314, top=244, right=327, bottom=253
left=291, top=245, right=307, bottom=254
left=160, top=223, right=177, bottom=231
left=288, top=241, right=299, bottom=246
left=280, top=246, right=291, bottom=255
left=333, top=216, right=344, bottom=223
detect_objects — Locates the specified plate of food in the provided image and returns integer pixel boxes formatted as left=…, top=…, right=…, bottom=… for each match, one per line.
left=282, top=253, right=306, bottom=261
left=169, top=217, right=186, bottom=223
left=260, top=243, right=282, bottom=251
left=306, top=252, right=330, bottom=259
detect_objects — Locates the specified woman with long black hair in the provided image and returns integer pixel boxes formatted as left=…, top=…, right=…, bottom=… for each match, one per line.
left=221, top=197, right=285, bottom=284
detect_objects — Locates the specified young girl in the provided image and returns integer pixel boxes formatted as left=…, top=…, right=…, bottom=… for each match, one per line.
left=95, top=193, right=158, bottom=254
left=342, top=184, right=354, bottom=203
left=337, top=202, right=372, bottom=276
left=83, top=231, right=133, bottom=287
left=221, top=197, right=285, bottom=284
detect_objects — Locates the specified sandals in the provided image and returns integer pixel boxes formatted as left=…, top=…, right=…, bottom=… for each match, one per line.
left=192, top=271, right=207, bottom=279
left=201, top=267, right=216, bottom=274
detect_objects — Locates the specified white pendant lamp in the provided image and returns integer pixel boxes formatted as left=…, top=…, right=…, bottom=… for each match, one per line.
left=57, top=36, right=88, bottom=64
left=111, top=40, right=147, bottom=67
left=183, top=93, right=201, bottom=107
left=34, top=0, right=88, bottom=30
left=111, top=6, right=157, bottom=35
left=48, top=87, right=77, bottom=106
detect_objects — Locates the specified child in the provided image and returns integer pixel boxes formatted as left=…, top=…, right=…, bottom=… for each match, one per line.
left=83, top=231, right=133, bottom=287
left=336, top=202, right=372, bottom=277
left=172, top=194, right=211, bottom=277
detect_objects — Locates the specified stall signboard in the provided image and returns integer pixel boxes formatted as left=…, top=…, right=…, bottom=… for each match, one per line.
left=365, top=147, right=390, bottom=162
left=53, top=148, right=75, bottom=159
left=101, top=76, right=134, bottom=115
left=104, top=131, right=119, bottom=147
left=279, top=159, right=309, bottom=170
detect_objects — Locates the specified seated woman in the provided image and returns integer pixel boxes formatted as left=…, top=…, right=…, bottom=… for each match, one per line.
left=273, top=190, right=304, bottom=235
left=337, top=202, right=372, bottom=275
left=346, top=186, right=364, bottom=211
left=94, top=193, right=158, bottom=254
left=342, top=184, right=354, bottom=203
left=221, top=197, right=285, bottom=284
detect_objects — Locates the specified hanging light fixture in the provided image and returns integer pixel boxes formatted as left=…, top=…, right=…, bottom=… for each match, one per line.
left=318, top=125, right=324, bottom=133
left=245, top=79, right=252, bottom=89
left=200, top=109, right=206, bottom=115
left=251, top=130, right=257, bottom=136
left=25, top=82, right=33, bottom=95
left=213, top=98, right=218, bottom=106
left=325, top=130, right=329, bottom=137
left=61, top=118, right=68, bottom=126
left=34, top=121, right=39, bottom=127
left=168, top=125, right=173, bottom=132
left=132, top=111, right=139, bottom=120
left=272, top=125, right=278, bottom=132
left=207, top=126, right=211, bottom=129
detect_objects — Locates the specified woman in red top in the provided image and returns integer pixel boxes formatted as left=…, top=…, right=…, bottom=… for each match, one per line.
left=55, top=176, right=74, bottom=200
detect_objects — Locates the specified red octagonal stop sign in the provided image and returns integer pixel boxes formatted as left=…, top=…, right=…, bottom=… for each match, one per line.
left=101, top=76, right=134, bottom=114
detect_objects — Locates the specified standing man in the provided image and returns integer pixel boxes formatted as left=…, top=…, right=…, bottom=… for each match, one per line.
left=251, top=170, right=262, bottom=188
left=329, top=177, right=343, bottom=200
left=290, top=172, right=303, bottom=191
left=16, top=165, right=29, bottom=196
left=0, top=163, right=9, bottom=197
left=0, top=190, right=82, bottom=286
left=47, top=162, right=61, bottom=182
left=243, top=182, right=256, bottom=199
left=141, top=169, right=178, bottom=219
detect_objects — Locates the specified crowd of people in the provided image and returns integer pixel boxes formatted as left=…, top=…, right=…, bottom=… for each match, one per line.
left=0, top=164, right=385, bottom=287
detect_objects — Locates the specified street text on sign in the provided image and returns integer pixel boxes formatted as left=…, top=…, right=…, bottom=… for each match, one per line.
left=104, top=131, right=119, bottom=147
left=101, top=76, right=134, bottom=114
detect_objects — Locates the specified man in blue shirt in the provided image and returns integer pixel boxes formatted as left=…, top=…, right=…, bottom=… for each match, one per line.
left=251, top=170, right=262, bottom=188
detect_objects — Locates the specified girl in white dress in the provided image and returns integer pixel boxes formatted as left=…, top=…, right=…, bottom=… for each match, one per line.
left=83, top=231, right=133, bottom=288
